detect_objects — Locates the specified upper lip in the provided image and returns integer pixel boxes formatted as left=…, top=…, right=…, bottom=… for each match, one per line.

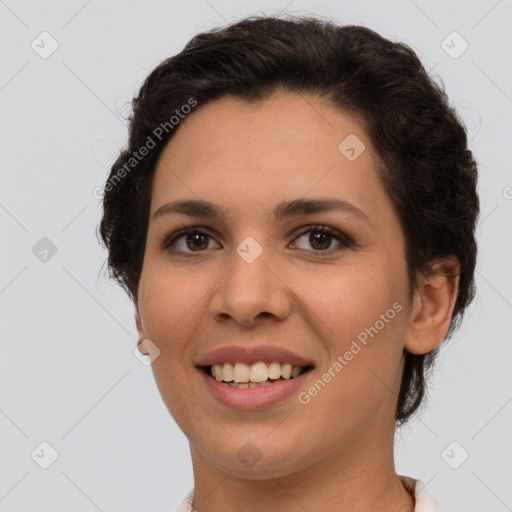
left=195, top=345, right=315, bottom=368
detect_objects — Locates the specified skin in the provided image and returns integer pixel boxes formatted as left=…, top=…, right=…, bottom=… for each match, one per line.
left=135, top=91, right=459, bottom=512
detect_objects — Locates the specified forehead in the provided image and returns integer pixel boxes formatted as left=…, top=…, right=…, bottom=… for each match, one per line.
left=150, top=92, right=389, bottom=226
left=157, top=92, right=369, bottom=165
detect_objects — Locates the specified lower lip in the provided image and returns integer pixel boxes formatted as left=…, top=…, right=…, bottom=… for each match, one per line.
left=199, top=368, right=312, bottom=410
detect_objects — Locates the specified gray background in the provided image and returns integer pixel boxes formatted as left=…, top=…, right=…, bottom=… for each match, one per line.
left=1, top=0, right=511, bottom=511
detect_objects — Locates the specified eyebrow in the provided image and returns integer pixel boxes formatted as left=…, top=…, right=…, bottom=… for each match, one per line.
left=152, top=198, right=371, bottom=224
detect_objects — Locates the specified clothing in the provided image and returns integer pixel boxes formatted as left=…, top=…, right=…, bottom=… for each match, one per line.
left=172, top=476, right=444, bottom=511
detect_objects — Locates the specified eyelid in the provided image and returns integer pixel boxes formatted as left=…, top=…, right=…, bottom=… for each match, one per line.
left=160, top=224, right=353, bottom=255
left=160, top=225, right=220, bottom=251
left=292, top=224, right=353, bottom=249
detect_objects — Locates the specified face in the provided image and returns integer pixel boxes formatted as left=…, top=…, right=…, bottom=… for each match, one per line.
left=135, top=92, right=416, bottom=479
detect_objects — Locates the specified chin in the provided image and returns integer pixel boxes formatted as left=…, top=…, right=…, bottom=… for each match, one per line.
left=200, top=437, right=314, bottom=480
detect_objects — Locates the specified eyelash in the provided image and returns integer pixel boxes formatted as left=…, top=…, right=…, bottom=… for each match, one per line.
left=161, top=224, right=353, bottom=257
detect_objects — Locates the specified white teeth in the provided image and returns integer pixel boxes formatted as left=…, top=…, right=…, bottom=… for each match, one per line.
left=233, top=362, right=250, bottom=382
left=250, top=362, right=269, bottom=382
left=291, top=365, right=301, bottom=378
left=281, top=363, right=292, bottom=379
left=209, top=361, right=306, bottom=383
left=268, top=362, right=281, bottom=379
left=222, top=362, right=234, bottom=382
left=230, top=380, right=272, bottom=388
left=212, top=363, right=223, bottom=381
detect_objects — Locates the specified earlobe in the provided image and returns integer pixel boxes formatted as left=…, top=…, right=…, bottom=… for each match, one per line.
left=403, top=256, right=460, bottom=355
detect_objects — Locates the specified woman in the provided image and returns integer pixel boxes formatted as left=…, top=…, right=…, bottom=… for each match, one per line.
left=99, top=15, right=479, bottom=512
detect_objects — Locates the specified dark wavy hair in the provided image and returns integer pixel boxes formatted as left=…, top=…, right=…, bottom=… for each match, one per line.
left=98, top=15, right=479, bottom=425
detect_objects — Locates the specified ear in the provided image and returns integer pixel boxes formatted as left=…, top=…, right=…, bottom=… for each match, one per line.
left=404, top=255, right=460, bottom=355
left=135, top=306, right=149, bottom=356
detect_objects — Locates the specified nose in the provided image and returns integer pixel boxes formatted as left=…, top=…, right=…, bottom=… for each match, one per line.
left=209, top=246, right=292, bottom=327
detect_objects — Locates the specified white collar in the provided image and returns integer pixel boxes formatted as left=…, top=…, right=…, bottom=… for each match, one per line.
left=400, top=476, right=444, bottom=511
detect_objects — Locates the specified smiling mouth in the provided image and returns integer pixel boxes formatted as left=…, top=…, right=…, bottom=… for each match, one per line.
left=202, top=362, right=314, bottom=388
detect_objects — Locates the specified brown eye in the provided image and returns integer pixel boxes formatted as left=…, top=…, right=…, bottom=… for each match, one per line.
left=161, top=224, right=352, bottom=257
left=162, top=228, right=221, bottom=254
left=308, top=231, right=331, bottom=250
left=183, top=232, right=210, bottom=251
left=292, top=225, right=352, bottom=253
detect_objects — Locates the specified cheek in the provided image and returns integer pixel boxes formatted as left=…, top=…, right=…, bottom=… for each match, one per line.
left=297, top=262, right=404, bottom=343
left=295, top=264, right=407, bottom=402
left=137, top=266, right=209, bottom=356
left=137, top=269, right=211, bottom=431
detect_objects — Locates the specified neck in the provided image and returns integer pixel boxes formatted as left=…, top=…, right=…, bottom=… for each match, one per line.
left=188, top=433, right=415, bottom=512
